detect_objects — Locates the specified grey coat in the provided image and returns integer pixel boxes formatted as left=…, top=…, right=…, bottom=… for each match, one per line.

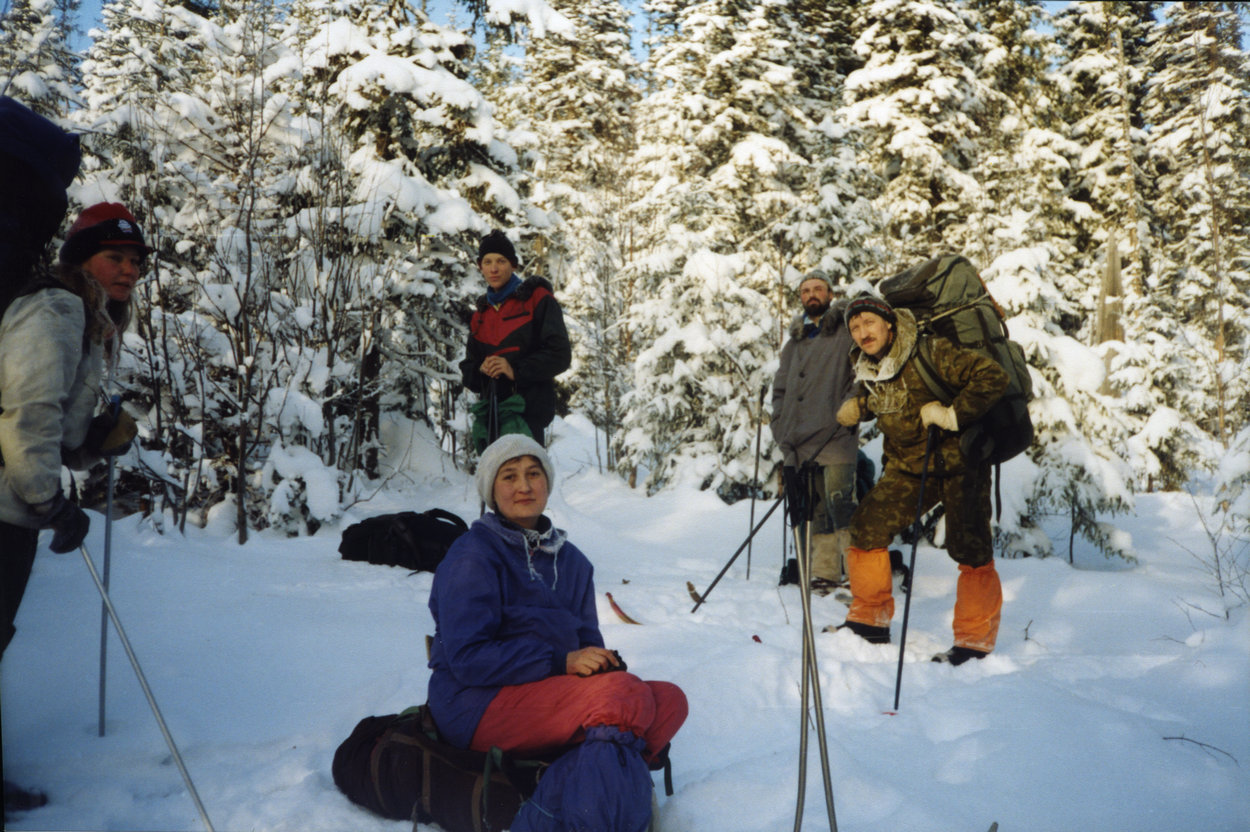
left=770, top=302, right=858, bottom=468
left=0, top=287, right=103, bottom=527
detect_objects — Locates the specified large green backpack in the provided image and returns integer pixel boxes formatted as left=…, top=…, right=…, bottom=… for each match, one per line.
left=879, top=254, right=1034, bottom=467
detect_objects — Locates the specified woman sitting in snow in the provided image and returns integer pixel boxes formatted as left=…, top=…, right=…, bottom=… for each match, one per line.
left=427, top=434, right=688, bottom=832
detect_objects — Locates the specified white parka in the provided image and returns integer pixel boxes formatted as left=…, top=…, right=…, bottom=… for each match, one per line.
left=0, top=286, right=103, bottom=527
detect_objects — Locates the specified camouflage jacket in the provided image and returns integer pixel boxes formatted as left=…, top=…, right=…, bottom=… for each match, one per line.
left=847, top=309, right=1008, bottom=477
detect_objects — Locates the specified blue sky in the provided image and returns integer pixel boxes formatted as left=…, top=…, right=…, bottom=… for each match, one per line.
left=69, top=1, right=1076, bottom=53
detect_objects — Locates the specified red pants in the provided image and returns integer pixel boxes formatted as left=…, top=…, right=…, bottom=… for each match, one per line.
left=470, top=672, right=687, bottom=764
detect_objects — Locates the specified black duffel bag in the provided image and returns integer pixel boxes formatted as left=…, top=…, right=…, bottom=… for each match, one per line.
left=338, top=509, right=468, bottom=573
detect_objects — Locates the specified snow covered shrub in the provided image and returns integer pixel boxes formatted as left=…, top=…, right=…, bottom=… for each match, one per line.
left=263, top=441, right=344, bottom=536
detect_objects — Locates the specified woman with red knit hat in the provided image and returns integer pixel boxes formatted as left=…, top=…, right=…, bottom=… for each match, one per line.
left=0, top=202, right=148, bottom=663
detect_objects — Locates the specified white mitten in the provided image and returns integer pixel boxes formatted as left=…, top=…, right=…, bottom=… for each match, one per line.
left=836, top=398, right=862, bottom=427
left=920, top=401, right=958, bottom=432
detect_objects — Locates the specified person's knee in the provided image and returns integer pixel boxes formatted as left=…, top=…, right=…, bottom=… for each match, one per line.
left=649, top=681, right=689, bottom=724
left=583, top=672, right=656, bottom=728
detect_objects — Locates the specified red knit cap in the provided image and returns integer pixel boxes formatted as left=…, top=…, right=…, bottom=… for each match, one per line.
left=59, top=202, right=152, bottom=265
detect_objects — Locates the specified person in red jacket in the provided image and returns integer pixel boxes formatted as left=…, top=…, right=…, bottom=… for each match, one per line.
left=460, top=231, right=571, bottom=446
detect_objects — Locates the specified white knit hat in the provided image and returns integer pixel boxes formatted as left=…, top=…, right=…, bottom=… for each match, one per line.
left=475, top=434, right=555, bottom=511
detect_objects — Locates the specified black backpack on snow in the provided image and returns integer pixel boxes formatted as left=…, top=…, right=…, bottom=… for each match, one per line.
left=332, top=705, right=675, bottom=830
left=338, top=509, right=468, bottom=573
left=331, top=705, right=553, bottom=830
left=879, top=254, right=1034, bottom=467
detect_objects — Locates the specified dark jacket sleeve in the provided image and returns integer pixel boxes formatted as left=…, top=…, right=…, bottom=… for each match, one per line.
left=510, top=292, right=571, bottom=387
left=770, top=337, right=795, bottom=453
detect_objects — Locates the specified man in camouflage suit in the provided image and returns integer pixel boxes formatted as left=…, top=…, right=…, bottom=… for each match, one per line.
left=832, top=295, right=1008, bottom=665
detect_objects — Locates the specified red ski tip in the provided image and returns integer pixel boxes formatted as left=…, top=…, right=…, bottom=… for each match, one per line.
left=605, top=592, right=642, bottom=625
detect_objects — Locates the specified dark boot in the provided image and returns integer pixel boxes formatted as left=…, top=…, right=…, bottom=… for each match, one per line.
left=889, top=549, right=911, bottom=594
left=931, top=646, right=989, bottom=666
left=4, top=781, right=48, bottom=814
left=829, top=620, right=891, bottom=644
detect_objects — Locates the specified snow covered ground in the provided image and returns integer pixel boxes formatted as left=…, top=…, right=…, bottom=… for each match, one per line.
left=3, top=414, right=1248, bottom=832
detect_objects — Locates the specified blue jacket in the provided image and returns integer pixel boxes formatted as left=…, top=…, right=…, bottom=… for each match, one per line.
left=427, top=512, right=603, bottom=748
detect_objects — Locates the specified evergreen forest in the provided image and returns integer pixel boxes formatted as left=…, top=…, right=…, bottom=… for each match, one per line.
left=2, top=0, right=1248, bottom=561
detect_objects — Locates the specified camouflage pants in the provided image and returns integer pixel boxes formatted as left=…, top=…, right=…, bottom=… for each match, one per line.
left=849, top=465, right=994, bottom=566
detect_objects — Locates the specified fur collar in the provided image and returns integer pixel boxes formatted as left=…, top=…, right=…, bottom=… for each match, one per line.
left=787, top=299, right=849, bottom=340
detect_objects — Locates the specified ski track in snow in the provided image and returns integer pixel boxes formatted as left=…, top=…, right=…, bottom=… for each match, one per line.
left=3, top=415, right=1248, bottom=832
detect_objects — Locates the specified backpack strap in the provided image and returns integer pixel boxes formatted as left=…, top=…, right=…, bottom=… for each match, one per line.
left=994, top=463, right=1003, bottom=521
left=423, top=507, right=469, bottom=533
left=15, top=275, right=63, bottom=299
left=912, top=337, right=955, bottom=406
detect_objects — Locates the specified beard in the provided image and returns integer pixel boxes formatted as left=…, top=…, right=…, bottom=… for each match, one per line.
left=803, top=298, right=831, bottom=318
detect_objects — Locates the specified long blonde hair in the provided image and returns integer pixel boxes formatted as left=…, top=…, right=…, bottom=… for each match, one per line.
left=55, top=261, right=132, bottom=348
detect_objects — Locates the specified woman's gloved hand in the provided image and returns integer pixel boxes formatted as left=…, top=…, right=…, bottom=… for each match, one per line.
left=85, top=408, right=137, bottom=456
left=33, top=493, right=90, bottom=553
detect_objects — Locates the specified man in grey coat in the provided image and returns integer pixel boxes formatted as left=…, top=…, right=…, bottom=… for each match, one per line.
left=770, top=270, right=858, bottom=592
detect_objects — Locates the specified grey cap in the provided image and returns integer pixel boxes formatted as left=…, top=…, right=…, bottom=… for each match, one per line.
left=798, top=269, right=834, bottom=291
left=475, top=434, right=555, bottom=511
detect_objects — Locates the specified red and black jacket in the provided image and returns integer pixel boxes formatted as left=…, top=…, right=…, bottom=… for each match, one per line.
left=460, top=276, right=571, bottom=432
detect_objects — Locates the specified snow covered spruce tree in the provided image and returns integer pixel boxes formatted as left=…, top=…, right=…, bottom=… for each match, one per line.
left=277, top=0, right=541, bottom=484
left=617, top=0, right=875, bottom=495
left=1143, top=1, right=1250, bottom=459
left=835, top=0, right=1140, bottom=558
left=841, top=0, right=1006, bottom=266
left=0, top=0, right=79, bottom=116
left=981, top=249, right=1136, bottom=560
left=1052, top=1, right=1194, bottom=494
left=965, top=1, right=1136, bottom=559
left=71, top=0, right=239, bottom=531
left=76, top=0, right=331, bottom=541
left=75, top=0, right=544, bottom=540
left=490, top=0, right=641, bottom=469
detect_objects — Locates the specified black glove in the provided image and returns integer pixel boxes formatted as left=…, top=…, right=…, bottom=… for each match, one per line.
left=85, top=408, right=137, bottom=457
left=784, top=465, right=820, bottom=527
left=33, top=493, right=90, bottom=553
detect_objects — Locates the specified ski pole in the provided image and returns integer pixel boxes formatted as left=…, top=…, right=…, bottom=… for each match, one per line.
left=97, top=455, right=114, bottom=737
left=488, top=376, right=500, bottom=445
left=781, top=488, right=793, bottom=584
left=78, top=543, right=216, bottom=832
left=891, top=426, right=939, bottom=713
left=98, top=394, right=120, bottom=738
left=792, top=466, right=837, bottom=832
left=480, top=377, right=501, bottom=517
left=690, top=494, right=784, bottom=613
left=746, top=384, right=766, bottom=580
